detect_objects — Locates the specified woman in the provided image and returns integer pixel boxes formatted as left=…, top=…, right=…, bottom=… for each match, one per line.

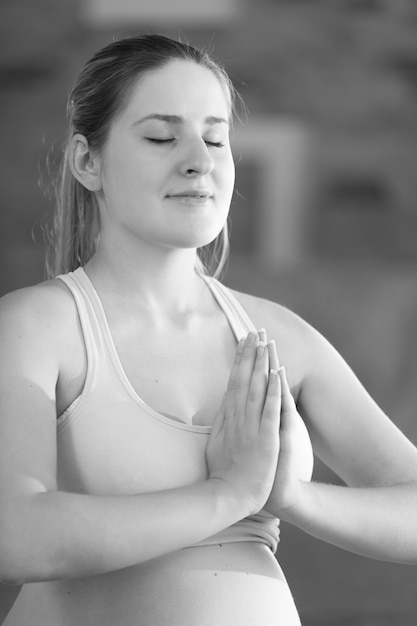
left=0, top=34, right=416, bottom=626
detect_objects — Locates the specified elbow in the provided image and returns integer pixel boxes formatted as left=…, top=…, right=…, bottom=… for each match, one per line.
left=0, top=566, right=40, bottom=586
left=0, top=511, right=30, bottom=585
left=0, top=534, right=28, bottom=586
left=0, top=505, right=54, bottom=585
left=0, top=571, right=25, bottom=587
left=0, top=553, right=62, bottom=587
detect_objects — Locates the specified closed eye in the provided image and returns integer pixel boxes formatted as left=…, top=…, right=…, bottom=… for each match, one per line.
left=146, top=138, right=225, bottom=148
left=146, top=138, right=175, bottom=144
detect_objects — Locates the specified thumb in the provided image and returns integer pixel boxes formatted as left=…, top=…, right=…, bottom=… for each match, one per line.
left=278, top=367, right=297, bottom=426
left=210, top=394, right=227, bottom=437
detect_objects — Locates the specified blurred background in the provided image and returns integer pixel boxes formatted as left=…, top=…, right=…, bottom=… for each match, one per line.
left=1, top=0, right=417, bottom=623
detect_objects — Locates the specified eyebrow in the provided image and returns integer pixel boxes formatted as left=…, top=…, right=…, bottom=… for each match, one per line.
left=131, top=114, right=229, bottom=127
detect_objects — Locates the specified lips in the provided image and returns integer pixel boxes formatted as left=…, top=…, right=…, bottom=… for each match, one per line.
left=167, top=190, right=213, bottom=199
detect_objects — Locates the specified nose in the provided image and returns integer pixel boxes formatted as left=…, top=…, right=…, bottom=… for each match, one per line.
left=179, top=137, right=214, bottom=177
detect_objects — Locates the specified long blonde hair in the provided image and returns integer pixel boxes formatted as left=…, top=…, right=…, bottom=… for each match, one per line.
left=43, top=34, right=240, bottom=280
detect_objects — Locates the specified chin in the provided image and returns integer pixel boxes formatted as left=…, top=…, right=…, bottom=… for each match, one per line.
left=186, top=231, right=224, bottom=250
left=168, top=223, right=226, bottom=250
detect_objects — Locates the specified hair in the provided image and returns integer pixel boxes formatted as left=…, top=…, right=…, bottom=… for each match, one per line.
left=43, top=34, right=241, bottom=280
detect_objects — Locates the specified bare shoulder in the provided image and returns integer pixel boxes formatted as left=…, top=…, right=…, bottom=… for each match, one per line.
left=0, top=278, right=78, bottom=375
left=229, top=289, right=309, bottom=335
left=228, top=287, right=323, bottom=397
left=0, top=278, right=75, bottom=333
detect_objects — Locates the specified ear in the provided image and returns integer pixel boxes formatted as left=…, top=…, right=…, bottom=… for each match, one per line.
left=69, top=133, right=102, bottom=192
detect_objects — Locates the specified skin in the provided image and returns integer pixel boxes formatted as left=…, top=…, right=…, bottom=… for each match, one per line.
left=75, top=59, right=235, bottom=278
left=0, top=59, right=284, bottom=589
left=233, top=292, right=417, bottom=561
left=1, top=56, right=417, bottom=613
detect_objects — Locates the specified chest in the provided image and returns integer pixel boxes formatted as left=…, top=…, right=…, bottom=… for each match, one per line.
left=56, top=310, right=238, bottom=495
left=111, top=320, right=237, bottom=426
left=58, top=304, right=238, bottom=427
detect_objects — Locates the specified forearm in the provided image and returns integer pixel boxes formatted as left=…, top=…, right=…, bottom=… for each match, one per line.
left=280, top=480, right=417, bottom=564
left=0, top=479, right=245, bottom=584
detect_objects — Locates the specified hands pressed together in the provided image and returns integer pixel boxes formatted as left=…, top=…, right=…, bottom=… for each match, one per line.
left=206, top=330, right=314, bottom=520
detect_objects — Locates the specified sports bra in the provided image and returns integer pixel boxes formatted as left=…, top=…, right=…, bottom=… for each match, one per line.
left=56, top=267, right=280, bottom=553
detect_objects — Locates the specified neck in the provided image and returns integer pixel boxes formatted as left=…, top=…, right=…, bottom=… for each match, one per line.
left=85, top=240, right=207, bottom=321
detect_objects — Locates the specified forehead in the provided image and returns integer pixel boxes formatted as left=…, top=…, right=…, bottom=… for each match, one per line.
left=120, top=59, right=231, bottom=121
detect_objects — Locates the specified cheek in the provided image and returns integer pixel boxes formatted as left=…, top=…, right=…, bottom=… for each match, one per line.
left=218, top=152, right=235, bottom=196
left=102, top=154, right=148, bottom=199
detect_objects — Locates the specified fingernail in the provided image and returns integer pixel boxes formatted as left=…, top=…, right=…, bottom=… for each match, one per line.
left=269, top=369, right=278, bottom=384
left=247, top=332, right=256, bottom=345
left=258, top=328, right=266, bottom=346
left=237, top=337, right=245, bottom=352
left=267, top=340, right=276, bottom=358
left=277, top=367, right=287, bottom=385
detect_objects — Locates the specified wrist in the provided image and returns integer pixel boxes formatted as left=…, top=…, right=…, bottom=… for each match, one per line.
left=206, top=477, right=251, bottom=522
left=269, top=479, right=310, bottom=523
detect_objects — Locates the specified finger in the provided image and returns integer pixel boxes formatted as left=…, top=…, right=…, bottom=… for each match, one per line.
left=227, top=336, right=246, bottom=386
left=225, top=337, right=246, bottom=416
left=210, top=399, right=226, bottom=437
left=260, top=367, right=281, bottom=436
left=258, top=328, right=267, bottom=347
left=245, top=341, right=270, bottom=429
left=278, top=366, right=297, bottom=418
left=233, top=331, right=259, bottom=418
left=267, top=339, right=280, bottom=372
left=278, top=366, right=300, bottom=440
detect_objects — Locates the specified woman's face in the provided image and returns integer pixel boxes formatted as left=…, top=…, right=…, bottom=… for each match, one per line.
left=95, top=59, right=235, bottom=253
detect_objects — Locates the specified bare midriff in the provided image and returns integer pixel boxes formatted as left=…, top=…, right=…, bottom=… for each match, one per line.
left=4, top=543, right=301, bottom=626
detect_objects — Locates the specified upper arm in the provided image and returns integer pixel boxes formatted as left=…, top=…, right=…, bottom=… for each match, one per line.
left=0, top=287, right=61, bottom=502
left=296, top=320, right=417, bottom=487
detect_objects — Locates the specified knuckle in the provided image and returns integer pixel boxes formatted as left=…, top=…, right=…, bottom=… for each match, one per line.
left=234, top=352, right=243, bottom=365
left=226, top=407, right=237, bottom=422
left=263, top=396, right=278, bottom=416
left=241, top=347, right=254, bottom=361
left=227, top=378, right=239, bottom=392
left=254, top=356, right=265, bottom=370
